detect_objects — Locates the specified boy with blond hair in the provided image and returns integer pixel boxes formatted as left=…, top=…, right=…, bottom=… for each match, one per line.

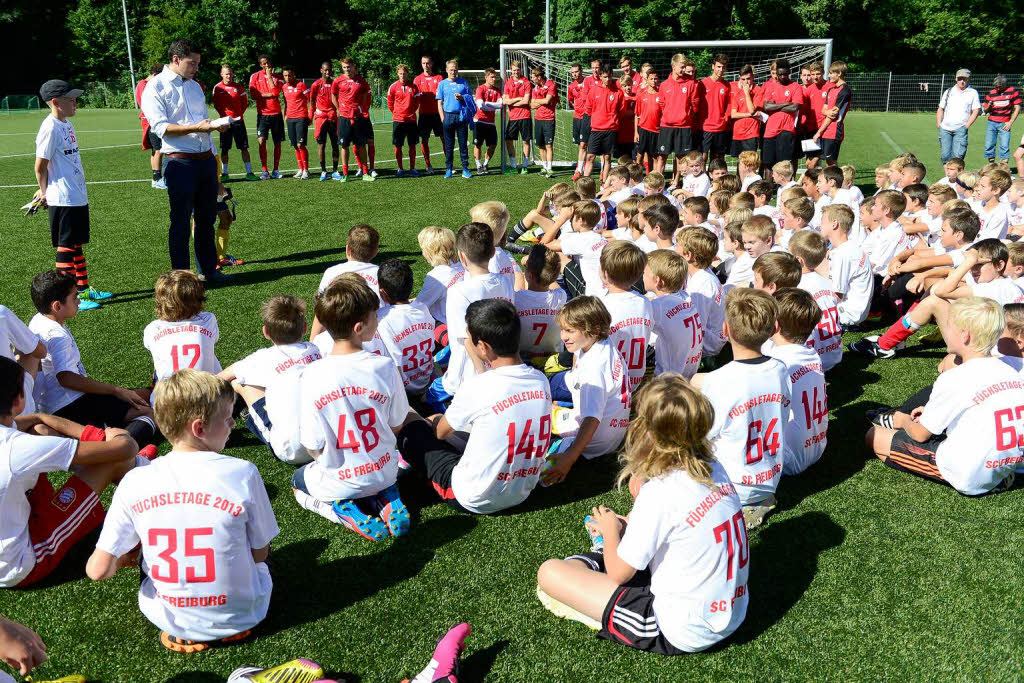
left=471, top=200, right=525, bottom=291
left=976, top=168, right=1012, bottom=240
left=87, top=369, right=279, bottom=652
left=779, top=196, right=814, bottom=249
left=599, top=242, right=653, bottom=392
left=789, top=230, right=843, bottom=370
left=772, top=160, right=797, bottom=206
left=644, top=250, right=702, bottom=377
left=676, top=150, right=711, bottom=199
left=544, top=200, right=608, bottom=298
left=675, top=227, right=727, bottom=356
left=738, top=150, right=762, bottom=192
left=820, top=204, right=873, bottom=328
left=416, top=226, right=464, bottom=325
left=727, top=215, right=778, bottom=289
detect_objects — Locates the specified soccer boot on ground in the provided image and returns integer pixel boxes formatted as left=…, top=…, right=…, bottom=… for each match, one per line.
left=270, top=170, right=283, bottom=179
left=332, top=499, right=390, bottom=541
left=76, top=298, right=101, bottom=311
left=245, top=171, right=260, bottom=181
left=330, top=171, right=343, bottom=180
left=151, top=178, right=167, bottom=190
left=850, top=335, right=901, bottom=359
left=80, top=286, right=112, bottom=301
left=259, top=170, right=270, bottom=180
left=160, top=629, right=251, bottom=653
left=227, top=658, right=325, bottom=683
left=536, top=585, right=600, bottom=629
left=375, top=483, right=411, bottom=537
left=293, top=169, right=304, bottom=178
left=401, top=622, right=471, bottom=683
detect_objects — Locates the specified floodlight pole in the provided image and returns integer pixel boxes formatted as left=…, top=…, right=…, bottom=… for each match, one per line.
left=121, top=0, right=137, bottom=108
left=544, top=0, right=550, bottom=77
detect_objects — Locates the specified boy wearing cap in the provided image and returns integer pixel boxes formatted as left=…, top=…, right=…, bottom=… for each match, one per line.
left=33, top=80, right=111, bottom=311
left=936, top=69, right=981, bottom=164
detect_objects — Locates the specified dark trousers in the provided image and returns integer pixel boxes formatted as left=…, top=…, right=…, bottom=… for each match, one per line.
left=165, top=156, right=218, bottom=275
left=442, top=113, right=469, bottom=171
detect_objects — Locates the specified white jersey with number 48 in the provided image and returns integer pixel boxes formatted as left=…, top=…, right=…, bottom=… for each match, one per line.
left=143, top=312, right=222, bottom=383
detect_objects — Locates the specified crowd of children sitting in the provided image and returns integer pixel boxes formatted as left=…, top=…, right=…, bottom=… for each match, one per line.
left=3, top=147, right=1024, bottom=676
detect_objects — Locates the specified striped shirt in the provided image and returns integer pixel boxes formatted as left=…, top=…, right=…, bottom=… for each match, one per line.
left=984, top=86, right=1022, bottom=123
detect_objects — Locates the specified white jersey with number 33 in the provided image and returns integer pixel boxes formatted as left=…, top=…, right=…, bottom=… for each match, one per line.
left=143, top=312, right=222, bottom=382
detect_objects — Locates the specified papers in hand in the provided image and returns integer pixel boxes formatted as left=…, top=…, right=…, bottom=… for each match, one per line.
left=801, top=138, right=822, bottom=153
left=756, top=111, right=769, bottom=123
left=210, top=116, right=239, bottom=129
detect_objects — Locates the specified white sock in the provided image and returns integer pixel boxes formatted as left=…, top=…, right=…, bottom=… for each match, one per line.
left=576, top=161, right=584, bottom=172
left=476, top=159, right=482, bottom=168
left=410, top=659, right=440, bottom=683
left=483, top=156, right=490, bottom=167
left=221, top=162, right=228, bottom=174
left=293, top=488, right=339, bottom=523
left=244, top=161, right=252, bottom=173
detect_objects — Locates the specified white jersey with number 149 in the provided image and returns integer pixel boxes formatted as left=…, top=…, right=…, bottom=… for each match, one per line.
left=143, top=312, right=222, bottom=383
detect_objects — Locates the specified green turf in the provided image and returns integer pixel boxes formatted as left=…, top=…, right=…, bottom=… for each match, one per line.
left=0, top=109, right=1022, bottom=682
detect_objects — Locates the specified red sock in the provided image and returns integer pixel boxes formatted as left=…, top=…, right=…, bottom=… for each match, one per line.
left=394, top=146, right=404, bottom=170
left=368, top=145, right=375, bottom=170
left=273, top=145, right=281, bottom=171
left=259, top=143, right=268, bottom=171
left=295, top=149, right=303, bottom=167
left=72, top=246, right=89, bottom=291
left=342, top=164, right=349, bottom=176
left=301, top=148, right=309, bottom=169
left=354, top=148, right=366, bottom=174
left=409, top=146, right=416, bottom=169
left=879, top=309, right=920, bottom=350
left=421, top=141, right=430, bottom=167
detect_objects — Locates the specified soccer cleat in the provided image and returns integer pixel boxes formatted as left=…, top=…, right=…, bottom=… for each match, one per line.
left=77, top=298, right=101, bottom=311
left=226, top=658, right=325, bottom=683
left=520, top=166, right=529, bottom=175
left=319, top=171, right=329, bottom=181
left=81, top=286, right=113, bottom=301
left=224, top=254, right=245, bottom=267
left=462, top=169, right=472, bottom=179
left=302, top=170, right=310, bottom=179
left=396, top=169, right=405, bottom=178
left=271, top=170, right=282, bottom=179
left=376, top=483, right=411, bottom=537
left=866, top=407, right=897, bottom=428
left=332, top=499, right=390, bottom=541
left=850, top=337, right=897, bottom=359
left=742, top=495, right=777, bottom=530
left=339, top=174, right=349, bottom=183
left=919, top=327, right=945, bottom=344
left=259, top=171, right=270, bottom=180
left=477, top=166, right=488, bottom=176
left=152, top=178, right=167, bottom=190
left=331, top=171, right=343, bottom=181
left=354, top=167, right=363, bottom=177
left=160, top=629, right=251, bottom=653
left=408, top=169, right=421, bottom=178
left=503, top=167, right=516, bottom=175
left=423, top=166, right=433, bottom=176
left=245, top=172, right=259, bottom=181
left=220, top=172, right=230, bottom=181
left=370, top=169, right=379, bottom=178
left=362, top=173, right=375, bottom=182
left=401, top=622, right=471, bottom=683
left=536, top=586, right=600, bottom=629
left=294, top=170, right=304, bottom=178
left=26, top=676, right=86, bottom=683
left=444, top=169, right=454, bottom=179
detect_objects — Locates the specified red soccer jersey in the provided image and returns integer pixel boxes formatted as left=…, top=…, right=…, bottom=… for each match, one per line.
left=699, top=76, right=731, bottom=133
left=248, top=71, right=283, bottom=115
left=213, top=81, right=247, bottom=118
left=504, top=77, right=532, bottom=120
left=413, top=73, right=444, bottom=115
left=657, top=74, right=699, bottom=128
left=762, top=79, right=803, bottom=137
left=617, top=94, right=636, bottom=142
left=532, top=79, right=558, bottom=121
left=309, top=78, right=336, bottom=115
left=822, top=83, right=852, bottom=141
left=729, top=82, right=761, bottom=141
left=331, top=75, right=369, bottom=119
left=358, top=85, right=372, bottom=120
left=135, top=78, right=148, bottom=120
left=282, top=81, right=309, bottom=119
left=568, top=78, right=586, bottom=119
left=636, top=89, right=662, bottom=132
left=387, top=80, right=419, bottom=123
left=474, top=84, right=501, bottom=124
left=588, top=84, right=624, bottom=131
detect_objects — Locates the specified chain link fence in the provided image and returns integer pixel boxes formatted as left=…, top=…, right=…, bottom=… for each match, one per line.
left=846, top=73, right=1023, bottom=113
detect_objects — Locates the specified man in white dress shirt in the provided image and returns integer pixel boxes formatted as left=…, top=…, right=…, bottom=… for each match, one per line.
left=141, top=38, right=230, bottom=284
left=936, top=68, right=981, bottom=164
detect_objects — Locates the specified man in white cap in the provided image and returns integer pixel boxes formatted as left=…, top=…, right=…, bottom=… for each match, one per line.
left=936, top=68, right=981, bottom=163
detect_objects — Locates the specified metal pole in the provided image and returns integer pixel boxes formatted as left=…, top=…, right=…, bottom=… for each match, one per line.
left=886, top=71, right=892, bottom=112
left=499, top=46, right=507, bottom=173
left=121, top=0, right=137, bottom=107
left=823, top=39, right=832, bottom=72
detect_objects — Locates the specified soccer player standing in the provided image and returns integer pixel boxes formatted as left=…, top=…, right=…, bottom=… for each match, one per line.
left=212, top=65, right=255, bottom=180
left=473, top=68, right=502, bottom=174
left=281, top=67, right=310, bottom=179
left=530, top=66, right=558, bottom=177
left=248, top=56, right=284, bottom=179
left=568, top=64, right=587, bottom=178
left=698, top=54, right=731, bottom=165
left=136, top=65, right=165, bottom=189
left=415, top=56, right=444, bottom=175
left=760, top=59, right=803, bottom=175
left=657, top=54, right=700, bottom=188
left=503, top=61, right=532, bottom=174
left=635, top=69, right=661, bottom=173
left=331, top=57, right=373, bottom=182
left=308, top=61, right=341, bottom=181
left=387, top=64, right=421, bottom=177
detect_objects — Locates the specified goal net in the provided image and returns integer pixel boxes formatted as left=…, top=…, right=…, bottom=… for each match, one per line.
left=498, top=40, right=832, bottom=170
left=1, top=95, right=42, bottom=114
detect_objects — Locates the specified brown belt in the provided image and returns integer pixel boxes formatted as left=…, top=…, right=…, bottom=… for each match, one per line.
left=165, top=151, right=213, bottom=160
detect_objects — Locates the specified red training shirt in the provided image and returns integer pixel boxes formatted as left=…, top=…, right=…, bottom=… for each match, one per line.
left=474, top=84, right=501, bottom=124
left=761, top=79, right=803, bottom=137
left=504, top=77, right=532, bottom=120
left=413, top=73, right=444, bottom=115
left=213, top=81, right=247, bottom=118
left=657, top=74, right=699, bottom=128
left=248, top=71, right=283, bottom=116
left=698, top=76, right=731, bottom=133
left=617, top=94, right=636, bottom=142
left=822, top=83, right=852, bottom=141
left=282, top=81, right=309, bottom=119
left=636, top=89, right=661, bottom=132
left=587, top=83, right=625, bottom=131
left=331, top=75, right=369, bottom=119
left=568, top=78, right=586, bottom=119
left=309, top=78, right=336, bottom=116
left=387, top=80, right=419, bottom=123
left=729, top=82, right=761, bottom=141
left=531, top=79, right=558, bottom=121
left=135, top=78, right=148, bottom=120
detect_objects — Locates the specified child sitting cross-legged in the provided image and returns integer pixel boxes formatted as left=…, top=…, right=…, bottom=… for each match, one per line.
left=143, top=270, right=222, bottom=388
left=644, top=249, right=703, bottom=378
left=515, top=245, right=567, bottom=362
left=535, top=373, right=748, bottom=654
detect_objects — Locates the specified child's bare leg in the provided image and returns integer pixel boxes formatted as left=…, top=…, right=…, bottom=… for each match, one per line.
left=74, top=454, right=138, bottom=494
left=865, top=425, right=898, bottom=462
left=1015, top=145, right=1024, bottom=179
left=536, top=559, right=620, bottom=621
left=232, top=380, right=266, bottom=409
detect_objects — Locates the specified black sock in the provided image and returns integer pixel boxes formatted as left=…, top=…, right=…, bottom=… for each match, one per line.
left=152, top=170, right=161, bottom=181
left=127, top=416, right=157, bottom=447
left=509, top=219, right=529, bottom=242
left=321, top=162, right=327, bottom=173
left=506, top=243, right=530, bottom=255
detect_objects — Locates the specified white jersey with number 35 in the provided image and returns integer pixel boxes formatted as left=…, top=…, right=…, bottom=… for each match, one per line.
left=143, top=312, right=222, bottom=383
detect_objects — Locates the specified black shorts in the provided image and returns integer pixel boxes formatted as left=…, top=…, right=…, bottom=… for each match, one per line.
left=286, top=118, right=309, bottom=147
left=314, top=115, right=338, bottom=145
left=820, top=137, right=842, bottom=163
left=534, top=119, right=556, bottom=146
left=219, top=120, right=248, bottom=151
left=505, top=118, right=532, bottom=141
left=702, top=130, right=730, bottom=156
left=418, top=113, right=443, bottom=139
left=637, top=128, right=659, bottom=156
left=657, top=126, right=693, bottom=157
left=394, top=421, right=470, bottom=512
left=49, top=205, right=90, bottom=248
left=886, top=429, right=948, bottom=486
left=573, top=117, right=591, bottom=145
left=392, top=121, right=419, bottom=147
left=613, top=141, right=634, bottom=159
left=730, top=137, right=759, bottom=157
left=146, top=131, right=163, bottom=151
left=256, top=114, right=284, bottom=143
left=355, top=117, right=374, bottom=145
left=474, top=122, right=497, bottom=147
left=55, top=392, right=132, bottom=429
left=762, top=131, right=796, bottom=168
left=338, top=117, right=371, bottom=147
left=588, top=130, right=616, bottom=156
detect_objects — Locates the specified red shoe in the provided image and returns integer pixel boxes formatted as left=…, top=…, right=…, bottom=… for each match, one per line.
left=138, top=444, right=158, bottom=461
left=571, top=171, right=582, bottom=181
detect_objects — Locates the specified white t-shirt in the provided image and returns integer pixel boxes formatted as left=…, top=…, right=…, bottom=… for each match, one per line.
left=445, top=364, right=552, bottom=513
left=919, top=357, right=1024, bottom=494
left=515, top=288, right=567, bottom=356
left=650, top=292, right=702, bottom=378
left=938, top=86, right=981, bottom=130
left=29, top=314, right=85, bottom=413
left=977, top=202, right=1010, bottom=241
left=0, top=306, right=41, bottom=415
left=682, top=172, right=712, bottom=198
left=563, top=339, right=631, bottom=458
left=560, top=231, right=608, bottom=296
left=143, top=312, right=222, bottom=384
left=0, top=426, right=77, bottom=587
left=441, top=273, right=515, bottom=395
left=768, top=344, right=827, bottom=475
left=35, top=115, right=87, bottom=207
left=616, top=464, right=749, bottom=652
left=775, top=180, right=797, bottom=208
left=1009, top=201, right=1024, bottom=228
left=600, top=291, right=653, bottom=392
left=95, top=450, right=279, bottom=641
left=416, top=263, right=465, bottom=325
left=811, top=194, right=832, bottom=230
left=740, top=173, right=761, bottom=192
left=298, top=351, right=410, bottom=501
left=702, top=358, right=792, bottom=504
left=634, top=235, right=658, bottom=254
left=725, top=253, right=754, bottom=289
left=376, top=302, right=435, bottom=393
left=317, top=260, right=380, bottom=295
left=829, top=240, right=873, bottom=326
left=488, top=247, right=523, bottom=291
left=971, top=277, right=1024, bottom=306
left=798, top=271, right=843, bottom=371
left=686, top=268, right=727, bottom=355
left=866, top=222, right=912, bottom=275
left=606, top=187, right=637, bottom=207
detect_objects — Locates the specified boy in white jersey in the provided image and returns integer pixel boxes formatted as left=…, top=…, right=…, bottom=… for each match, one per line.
left=143, top=270, right=222, bottom=388
left=821, top=204, right=873, bottom=328
left=0, top=357, right=141, bottom=588
left=295, top=276, right=415, bottom=541
left=375, top=259, right=435, bottom=395
left=778, top=196, right=813, bottom=250
left=639, top=201, right=679, bottom=252
left=28, top=271, right=157, bottom=447
left=675, top=151, right=712, bottom=199
left=771, top=160, right=797, bottom=207
left=310, top=223, right=380, bottom=339
left=543, top=200, right=608, bottom=299
left=800, top=168, right=832, bottom=230
left=767, top=290, right=828, bottom=474
left=749, top=180, right=775, bottom=219
left=397, top=300, right=552, bottom=513
left=838, top=165, right=865, bottom=209
left=815, top=166, right=849, bottom=231
left=789, top=231, right=843, bottom=371
left=896, top=183, right=930, bottom=244
left=218, top=295, right=321, bottom=464
left=536, top=375, right=748, bottom=653
left=415, top=226, right=465, bottom=327
left=87, top=370, right=279, bottom=653
left=544, top=297, right=631, bottom=485
left=975, top=169, right=1012, bottom=240
left=427, top=223, right=514, bottom=413
left=728, top=215, right=779, bottom=289
left=738, top=150, right=762, bottom=192
left=515, top=246, right=567, bottom=360
left=866, top=297, right=1023, bottom=494
left=471, top=200, right=526, bottom=291
left=675, top=227, right=727, bottom=357
left=598, top=242, right=653, bottom=393
left=1007, top=179, right=1024, bottom=236
left=692, top=288, right=791, bottom=529
left=752, top=252, right=801, bottom=296
left=644, top=250, right=702, bottom=378
left=866, top=190, right=914, bottom=315
left=0, top=304, right=46, bottom=415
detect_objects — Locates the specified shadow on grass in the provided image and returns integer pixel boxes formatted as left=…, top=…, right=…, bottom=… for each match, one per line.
left=213, top=249, right=421, bottom=289
left=728, top=511, right=845, bottom=644
left=510, top=454, right=620, bottom=513
left=262, top=515, right=477, bottom=636
left=461, top=638, right=509, bottom=680
left=164, top=673, right=223, bottom=683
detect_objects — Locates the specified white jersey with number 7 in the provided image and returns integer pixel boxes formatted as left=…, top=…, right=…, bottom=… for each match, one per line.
left=143, top=312, right=222, bottom=383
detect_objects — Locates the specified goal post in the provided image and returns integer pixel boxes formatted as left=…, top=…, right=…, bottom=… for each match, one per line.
left=498, top=39, right=832, bottom=172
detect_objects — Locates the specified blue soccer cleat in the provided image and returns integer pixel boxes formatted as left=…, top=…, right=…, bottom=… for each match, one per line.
left=331, top=171, right=343, bottom=180
left=461, top=168, right=472, bottom=179
left=332, top=499, right=389, bottom=541
left=376, top=483, right=411, bottom=537
left=444, top=169, right=454, bottom=179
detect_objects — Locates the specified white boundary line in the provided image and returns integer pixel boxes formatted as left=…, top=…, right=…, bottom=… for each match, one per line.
left=880, top=131, right=904, bottom=155
left=0, top=128, right=141, bottom=136
left=0, top=143, right=139, bottom=159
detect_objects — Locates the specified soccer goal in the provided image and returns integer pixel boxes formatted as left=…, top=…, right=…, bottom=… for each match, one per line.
left=1, top=95, right=42, bottom=114
left=497, top=39, right=832, bottom=171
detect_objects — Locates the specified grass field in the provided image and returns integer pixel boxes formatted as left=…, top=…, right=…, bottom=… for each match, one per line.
left=0, top=108, right=1022, bottom=683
